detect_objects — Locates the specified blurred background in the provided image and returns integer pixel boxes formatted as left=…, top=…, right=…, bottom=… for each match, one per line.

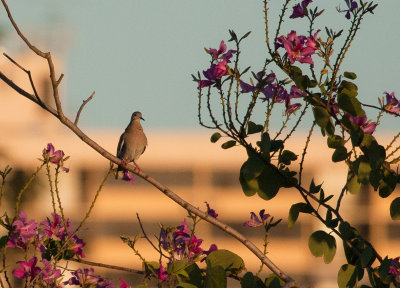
left=0, top=1, right=399, bottom=287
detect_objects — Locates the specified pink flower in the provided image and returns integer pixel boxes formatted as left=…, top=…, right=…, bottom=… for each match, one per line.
left=40, top=213, right=70, bottom=240
left=119, top=278, right=131, bottom=288
left=289, top=0, right=313, bottom=19
left=156, top=262, right=168, bottom=282
left=205, top=202, right=218, bottom=218
left=7, top=211, right=37, bottom=250
left=70, top=235, right=86, bottom=258
left=276, top=30, right=319, bottom=66
left=122, top=170, right=136, bottom=185
left=383, top=91, right=400, bottom=115
left=40, top=259, right=61, bottom=284
left=346, top=113, right=376, bottom=134
left=209, top=41, right=236, bottom=63
left=43, top=143, right=69, bottom=172
left=12, top=257, right=41, bottom=282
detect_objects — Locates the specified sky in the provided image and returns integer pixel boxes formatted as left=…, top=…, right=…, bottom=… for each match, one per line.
left=0, top=1, right=399, bottom=131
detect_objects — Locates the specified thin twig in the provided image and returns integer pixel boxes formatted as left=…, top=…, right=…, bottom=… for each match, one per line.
left=70, top=258, right=145, bottom=275
left=136, top=213, right=168, bottom=258
left=74, top=91, right=95, bottom=125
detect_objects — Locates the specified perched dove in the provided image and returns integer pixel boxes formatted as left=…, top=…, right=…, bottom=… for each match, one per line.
left=115, top=111, right=148, bottom=179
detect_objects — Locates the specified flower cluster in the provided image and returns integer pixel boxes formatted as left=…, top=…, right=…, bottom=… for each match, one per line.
left=64, top=268, right=128, bottom=287
left=276, top=30, right=320, bottom=66
left=240, top=71, right=304, bottom=115
left=7, top=211, right=37, bottom=250
left=13, top=257, right=62, bottom=287
left=198, top=41, right=236, bottom=89
left=43, top=143, right=69, bottom=172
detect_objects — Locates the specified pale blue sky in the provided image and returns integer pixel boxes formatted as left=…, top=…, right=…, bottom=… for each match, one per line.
left=0, top=1, right=399, bottom=130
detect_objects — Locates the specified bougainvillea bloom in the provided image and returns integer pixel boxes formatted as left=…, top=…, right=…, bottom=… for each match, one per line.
left=346, top=113, right=376, bottom=135
left=276, top=30, right=319, bottom=66
left=383, top=91, right=400, bottom=115
left=337, top=0, right=358, bottom=19
left=12, top=257, right=41, bottom=282
left=7, top=211, right=38, bottom=250
left=43, top=143, right=69, bottom=172
left=244, top=209, right=270, bottom=227
left=290, top=0, right=313, bottom=19
left=205, top=202, right=218, bottom=218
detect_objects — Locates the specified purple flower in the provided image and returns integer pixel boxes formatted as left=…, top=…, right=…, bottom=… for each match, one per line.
left=205, top=202, right=218, bottom=218
left=244, top=209, right=270, bottom=227
left=43, top=143, right=69, bottom=172
left=346, top=113, right=376, bottom=135
left=7, top=211, right=38, bottom=250
left=276, top=30, right=319, bottom=66
left=383, top=91, right=400, bottom=115
left=12, top=257, right=41, bottom=282
left=208, top=41, right=236, bottom=63
left=240, top=72, right=276, bottom=94
left=201, top=244, right=218, bottom=262
left=70, top=235, right=86, bottom=258
left=64, top=268, right=114, bottom=287
left=122, top=170, right=136, bottom=185
left=40, top=213, right=70, bottom=241
left=40, top=259, right=61, bottom=284
left=156, top=262, right=168, bottom=282
left=239, top=80, right=256, bottom=93
left=337, top=0, right=358, bottom=19
left=120, top=278, right=131, bottom=288
left=290, top=0, right=313, bottom=19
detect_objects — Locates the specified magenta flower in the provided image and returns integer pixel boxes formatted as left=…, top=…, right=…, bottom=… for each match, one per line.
left=240, top=72, right=276, bottom=94
left=389, top=257, right=400, bottom=280
left=40, top=213, right=70, bottom=241
left=276, top=30, right=319, bottom=66
left=64, top=268, right=114, bottom=287
left=205, top=202, right=218, bottom=218
left=70, top=235, right=86, bottom=258
left=209, top=40, right=236, bottom=63
left=346, top=113, right=376, bottom=135
left=12, top=257, right=41, bottom=282
left=383, top=91, right=400, bottom=115
left=156, top=262, right=168, bottom=282
left=43, top=143, right=69, bottom=172
left=40, top=259, right=61, bottom=284
left=120, top=278, right=131, bottom=288
left=337, top=0, right=358, bottom=19
left=122, top=170, right=136, bottom=185
left=7, top=211, right=38, bottom=250
left=244, top=209, right=270, bottom=227
left=290, top=0, right=313, bottom=19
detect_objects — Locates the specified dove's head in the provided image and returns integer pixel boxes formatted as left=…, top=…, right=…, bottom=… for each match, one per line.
left=131, top=111, right=144, bottom=122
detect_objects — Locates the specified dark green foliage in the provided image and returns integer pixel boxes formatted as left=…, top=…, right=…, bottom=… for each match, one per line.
left=288, top=202, right=313, bottom=229
left=390, top=197, right=400, bottom=220
left=211, top=132, right=222, bottom=143
left=308, top=230, right=336, bottom=264
left=221, top=140, right=236, bottom=149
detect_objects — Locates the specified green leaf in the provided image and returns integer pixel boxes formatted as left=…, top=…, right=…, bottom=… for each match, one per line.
left=288, top=203, right=313, bottom=229
left=339, top=222, right=357, bottom=241
left=239, top=173, right=258, bottom=197
left=260, top=132, right=271, bottom=156
left=206, top=250, right=245, bottom=274
left=350, top=127, right=364, bottom=147
left=257, top=165, right=281, bottom=200
left=211, top=133, right=222, bottom=143
left=241, top=272, right=266, bottom=288
left=308, top=230, right=336, bottom=263
left=337, top=264, right=357, bottom=288
left=248, top=121, right=264, bottom=134
left=332, top=146, right=349, bottom=162
left=378, top=168, right=397, bottom=198
left=337, top=93, right=365, bottom=117
left=270, top=140, right=283, bottom=152
left=279, top=150, right=298, bottom=165
left=205, top=265, right=226, bottom=288
left=221, top=140, right=236, bottom=149
left=168, top=259, right=189, bottom=275
left=241, top=157, right=265, bottom=181
left=0, top=235, right=7, bottom=249
left=327, top=135, right=345, bottom=149
left=357, top=160, right=371, bottom=185
left=339, top=80, right=358, bottom=96
left=344, top=72, right=357, bottom=80
left=347, top=173, right=361, bottom=195
left=360, top=246, right=375, bottom=268
left=390, top=197, right=400, bottom=220
left=183, top=263, right=203, bottom=288
left=313, top=106, right=330, bottom=129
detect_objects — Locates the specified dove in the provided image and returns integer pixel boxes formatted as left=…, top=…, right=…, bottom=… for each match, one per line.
left=115, top=111, right=147, bottom=179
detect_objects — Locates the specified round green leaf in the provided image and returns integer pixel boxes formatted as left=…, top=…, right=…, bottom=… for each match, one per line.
left=338, top=93, right=365, bottom=117
left=332, top=146, right=348, bottom=162
left=257, top=165, right=281, bottom=200
left=308, top=230, right=336, bottom=264
left=327, top=135, right=345, bottom=149
left=344, top=71, right=357, bottom=80
left=206, top=249, right=245, bottom=274
left=239, top=173, right=258, bottom=197
left=240, top=157, right=265, bottom=181
left=248, top=121, right=263, bottom=134
left=390, top=197, right=400, bottom=220
left=288, top=203, right=313, bottom=229
left=337, top=264, right=357, bottom=288
left=313, top=106, right=330, bottom=129
left=205, top=265, right=226, bottom=288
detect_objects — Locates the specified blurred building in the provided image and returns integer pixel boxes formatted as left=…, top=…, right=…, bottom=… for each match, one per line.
left=0, top=53, right=399, bottom=287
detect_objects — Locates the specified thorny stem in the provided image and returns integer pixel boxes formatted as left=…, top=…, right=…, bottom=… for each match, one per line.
left=386, top=132, right=400, bottom=158
left=75, top=167, right=113, bottom=233
left=15, top=163, right=45, bottom=214
left=299, top=121, right=316, bottom=186
left=45, top=162, right=57, bottom=215
left=54, top=167, right=68, bottom=232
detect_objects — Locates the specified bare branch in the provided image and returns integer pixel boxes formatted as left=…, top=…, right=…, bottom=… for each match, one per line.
left=70, top=258, right=145, bottom=275
left=74, top=91, right=95, bottom=125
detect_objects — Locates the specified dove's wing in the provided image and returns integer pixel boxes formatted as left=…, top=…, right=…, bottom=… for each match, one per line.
left=116, top=132, right=126, bottom=159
